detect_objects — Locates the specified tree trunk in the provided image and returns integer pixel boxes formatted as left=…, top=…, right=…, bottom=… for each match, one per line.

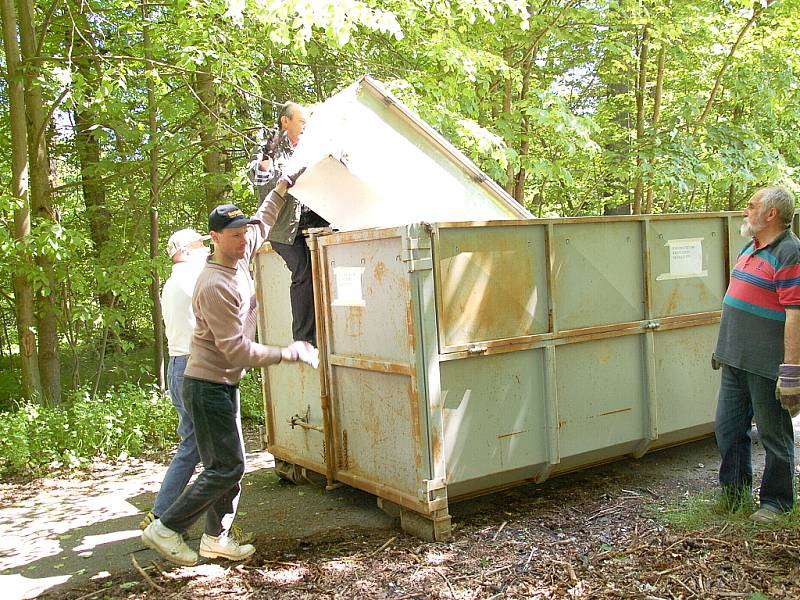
left=1, top=0, right=42, bottom=400
left=68, top=3, right=115, bottom=309
left=142, top=3, right=165, bottom=392
left=696, top=3, right=770, bottom=127
left=502, top=47, right=515, bottom=196
left=513, top=50, right=534, bottom=205
left=195, top=61, right=226, bottom=215
left=645, top=44, right=665, bottom=214
left=726, top=104, right=744, bottom=211
left=18, top=0, right=61, bottom=404
left=633, top=26, right=650, bottom=214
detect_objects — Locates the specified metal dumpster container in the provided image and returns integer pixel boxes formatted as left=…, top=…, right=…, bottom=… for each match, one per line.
left=255, top=211, right=741, bottom=541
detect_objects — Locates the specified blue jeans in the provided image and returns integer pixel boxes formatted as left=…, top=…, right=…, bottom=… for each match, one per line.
left=159, top=377, right=245, bottom=537
left=153, top=356, right=201, bottom=516
left=715, top=364, right=795, bottom=511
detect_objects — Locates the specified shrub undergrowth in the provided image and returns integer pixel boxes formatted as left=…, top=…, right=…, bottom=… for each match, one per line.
left=0, top=383, right=177, bottom=478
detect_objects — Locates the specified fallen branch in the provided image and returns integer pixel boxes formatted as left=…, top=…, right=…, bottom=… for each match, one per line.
left=436, top=569, right=458, bottom=598
left=492, top=521, right=507, bottom=541
left=668, top=574, right=697, bottom=598
left=370, top=536, right=397, bottom=556
left=131, top=555, right=163, bottom=591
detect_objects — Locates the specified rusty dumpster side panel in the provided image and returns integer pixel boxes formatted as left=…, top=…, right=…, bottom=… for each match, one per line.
left=255, top=246, right=326, bottom=474
left=256, top=212, right=749, bottom=533
left=432, top=214, right=731, bottom=499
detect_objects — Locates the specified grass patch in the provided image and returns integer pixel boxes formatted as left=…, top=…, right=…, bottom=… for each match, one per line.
left=650, top=488, right=800, bottom=531
left=650, top=488, right=754, bottom=529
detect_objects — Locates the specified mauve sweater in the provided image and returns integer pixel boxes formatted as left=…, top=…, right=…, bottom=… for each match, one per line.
left=184, top=193, right=283, bottom=385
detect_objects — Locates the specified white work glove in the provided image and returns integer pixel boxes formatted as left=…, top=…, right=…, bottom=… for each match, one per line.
left=281, top=341, right=319, bottom=369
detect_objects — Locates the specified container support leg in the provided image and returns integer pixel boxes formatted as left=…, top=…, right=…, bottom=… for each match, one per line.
left=399, top=507, right=452, bottom=542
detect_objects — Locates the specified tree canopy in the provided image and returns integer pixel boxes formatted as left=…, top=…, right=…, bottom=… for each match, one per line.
left=1, top=0, right=799, bottom=402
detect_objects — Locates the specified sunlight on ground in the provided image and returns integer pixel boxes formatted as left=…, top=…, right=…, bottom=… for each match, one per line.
left=2, top=572, right=72, bottom=600
left=0, top=450, right=275, bottom=574
left=320, top=560, right=355, bottom=573
left=172, top=563, right=228, bottom=581
left=424, top=550, right=454, bottom=565
left=258, top=565, right=309, bottom=585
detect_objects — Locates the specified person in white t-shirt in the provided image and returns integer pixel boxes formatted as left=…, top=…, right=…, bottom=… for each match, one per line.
left=139, top=228, right=241, bottom=534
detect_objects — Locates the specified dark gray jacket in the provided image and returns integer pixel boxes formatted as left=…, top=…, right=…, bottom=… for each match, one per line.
left=248, top=130, right=327, bottom=245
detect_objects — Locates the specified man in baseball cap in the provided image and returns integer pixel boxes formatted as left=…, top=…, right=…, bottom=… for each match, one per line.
left=142, top=188, right=316, bottom=566
left=207, top=204, right=261, bottom=232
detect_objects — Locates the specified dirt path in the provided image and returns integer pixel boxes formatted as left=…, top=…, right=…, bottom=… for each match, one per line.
left=2, top=424, right=799, bottom=599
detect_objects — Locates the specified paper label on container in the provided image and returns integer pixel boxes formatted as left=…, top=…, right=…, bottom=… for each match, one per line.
left=656, top=238, right=708, bottom=280
left=332, top=267, right=366, bottom=307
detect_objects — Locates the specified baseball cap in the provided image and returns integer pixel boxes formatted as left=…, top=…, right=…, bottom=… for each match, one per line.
left=166, top=228, right=210, bottom=258
left=208, top=204, right=261, bottom=232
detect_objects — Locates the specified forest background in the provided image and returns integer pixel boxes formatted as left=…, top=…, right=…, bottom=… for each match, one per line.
left=1, top=0, right=798, bottom=473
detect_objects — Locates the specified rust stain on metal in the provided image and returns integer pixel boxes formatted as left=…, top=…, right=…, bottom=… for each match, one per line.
left=407, top=379, right=424, bottom=472
left=599, top=407, right=632, bottom=417
left=374, top=261, right=387, bottom=283
left=663, top=287, right=681, bottom=316
left=345, top=306, right=364, bottom=337
left=405, top=300, right=416, bottom=352
left=439, top=232, right=539, bottom=346
left=339, top=429, right=349, bottom=469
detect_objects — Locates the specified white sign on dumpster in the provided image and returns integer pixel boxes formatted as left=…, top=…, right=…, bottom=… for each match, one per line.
left=332, top=266, right=366, bottom=307
left=657, top=238, right=707, bottom=280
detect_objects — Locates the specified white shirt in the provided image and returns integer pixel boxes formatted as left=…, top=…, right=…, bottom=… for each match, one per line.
left=161, top=261, right=204, bottom=356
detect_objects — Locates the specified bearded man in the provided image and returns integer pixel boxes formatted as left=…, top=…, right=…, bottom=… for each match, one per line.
left=712, top=185, right=800, bottom=523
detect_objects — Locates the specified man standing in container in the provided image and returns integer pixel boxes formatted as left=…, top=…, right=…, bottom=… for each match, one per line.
left=142, top=182, right=316, bottom=566
left=249, top=101, right=328, bottom=346
left=713, top=185, right=800, bottom=523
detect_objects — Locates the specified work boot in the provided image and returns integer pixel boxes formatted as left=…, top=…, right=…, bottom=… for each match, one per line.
left=199, top=533, right=255, bottom=561
left=141, top=520, right=198, bottom=566
left=749, top=505, right=782, bottom=525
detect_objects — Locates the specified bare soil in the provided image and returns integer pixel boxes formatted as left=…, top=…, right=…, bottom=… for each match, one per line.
left=3, top=427, right=800, bottom=600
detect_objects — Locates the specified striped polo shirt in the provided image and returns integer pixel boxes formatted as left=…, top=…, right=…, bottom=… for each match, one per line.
left=714, top=228, right=800, bottom=379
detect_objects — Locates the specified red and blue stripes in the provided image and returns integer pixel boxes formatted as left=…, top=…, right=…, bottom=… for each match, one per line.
left=723, top=236, right=800, bottom=322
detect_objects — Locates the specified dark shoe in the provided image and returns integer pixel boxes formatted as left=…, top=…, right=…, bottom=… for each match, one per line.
left=750, top=505, right=782, bottom=524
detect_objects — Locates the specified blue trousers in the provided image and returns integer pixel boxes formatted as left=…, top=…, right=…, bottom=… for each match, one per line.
left=715, top=364, right=795, bottom=511
left=153, top=356, right=201, bottom=517
left=159, top=377, right=244, bottom=537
